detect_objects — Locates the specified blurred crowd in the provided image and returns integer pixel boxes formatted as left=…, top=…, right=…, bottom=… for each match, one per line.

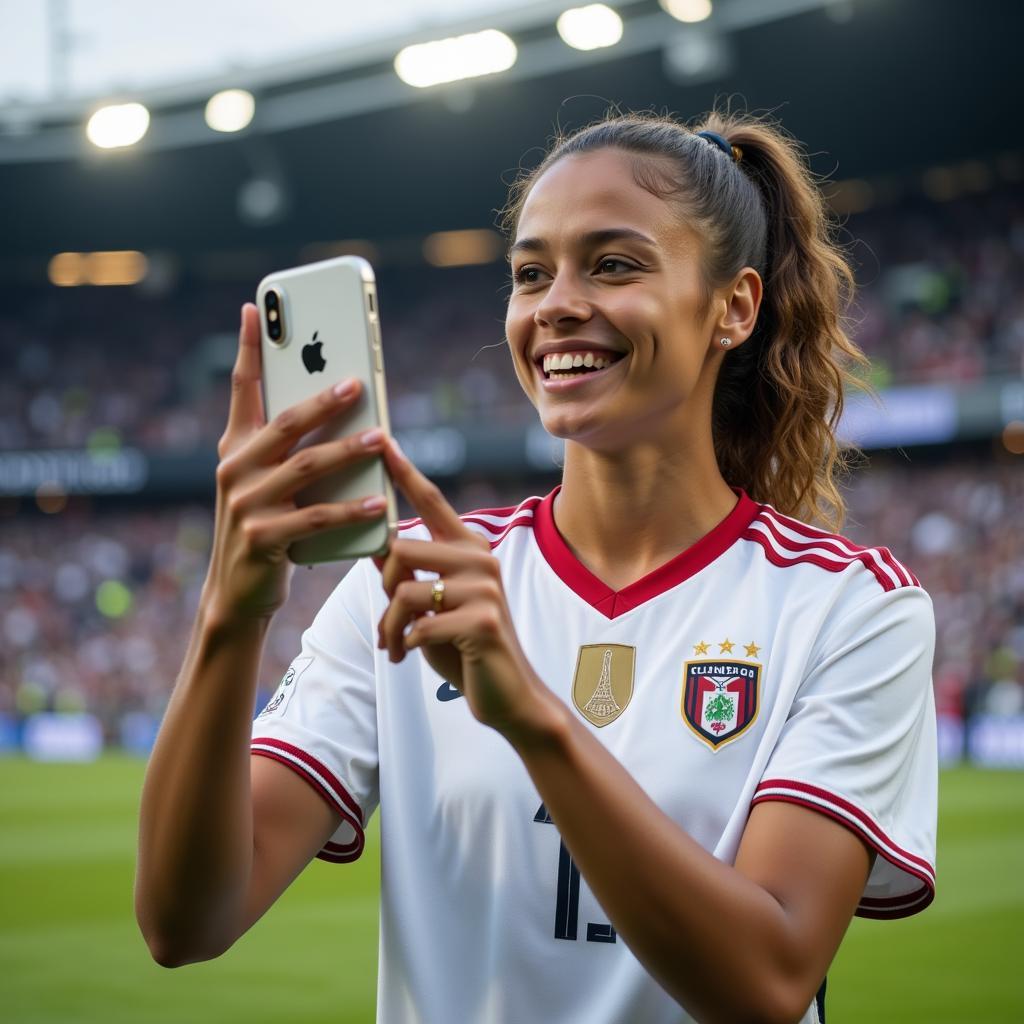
left=2, top=179, right=1022, bottom=753
left=1, top=460, right=1021, bottom=742
left=848, top=184, right=1024, bottom=387
left=1, top=182, right=1022, bottom=451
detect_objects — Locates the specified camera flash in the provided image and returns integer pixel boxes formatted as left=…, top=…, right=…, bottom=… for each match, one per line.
left=269, top=309, right=278, bottom=322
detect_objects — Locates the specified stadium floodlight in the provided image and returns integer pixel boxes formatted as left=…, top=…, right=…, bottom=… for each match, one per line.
left=87, top=250, right=148, bottom=286
left=557, top=4, right=623, bottom=51
left=423, top=229, right=503, bottom=267
left=205, top=89, right=255, bottom=133
left=48, top=251, right=148, bottom=287
left=394, top=30, right=517, bottom=88
left=48, top=252, right=87, bottom=287
left=86, top=102, right=150, bottom=149
left=659, top=0, right=712, bottom=23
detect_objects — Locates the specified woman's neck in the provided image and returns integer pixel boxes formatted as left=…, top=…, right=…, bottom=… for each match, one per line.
left=554, top=438, right=738, bottom=593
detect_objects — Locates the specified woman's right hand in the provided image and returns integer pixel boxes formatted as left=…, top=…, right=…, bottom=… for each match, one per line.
left=203, top=302, right=388, bottom=624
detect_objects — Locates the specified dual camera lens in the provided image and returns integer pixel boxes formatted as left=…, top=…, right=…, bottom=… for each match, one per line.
left=264, top=288, right=284, bottom=342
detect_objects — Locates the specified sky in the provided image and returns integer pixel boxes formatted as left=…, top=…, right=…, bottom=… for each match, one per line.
left=1, top=0, right=522, bottom=106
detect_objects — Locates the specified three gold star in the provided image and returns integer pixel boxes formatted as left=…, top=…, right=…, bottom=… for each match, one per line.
left=692, top=639, right=763, bottom=659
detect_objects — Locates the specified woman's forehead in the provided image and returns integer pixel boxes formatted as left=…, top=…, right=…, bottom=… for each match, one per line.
left=516, top=149, right=683, bottom=246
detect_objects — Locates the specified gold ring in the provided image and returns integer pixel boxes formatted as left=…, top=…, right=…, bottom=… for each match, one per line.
left=431, top=578, right=446, bottom=613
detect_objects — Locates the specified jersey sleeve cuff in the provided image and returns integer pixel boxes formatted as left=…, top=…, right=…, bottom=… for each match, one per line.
left=252, top=736, right=366, bottom=864
left=752, top=778, right=935, bottom=919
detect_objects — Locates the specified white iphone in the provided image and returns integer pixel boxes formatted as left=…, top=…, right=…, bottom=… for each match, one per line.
left=256, top=255, right=397, bottom=564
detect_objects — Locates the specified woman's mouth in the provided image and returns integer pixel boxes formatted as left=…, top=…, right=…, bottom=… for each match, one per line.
left=539, top=350, right=626, bottom=381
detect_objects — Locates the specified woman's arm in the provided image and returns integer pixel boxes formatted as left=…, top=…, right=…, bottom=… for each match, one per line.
left=135, top=305, right=383, bottom=966
left=506, top=700, right=871, bottom=1024
left=135, top=604, right=340, bottom=967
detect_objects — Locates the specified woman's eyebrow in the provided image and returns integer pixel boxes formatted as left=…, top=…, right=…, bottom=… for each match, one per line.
left=508, top=227, right=658, bottom=258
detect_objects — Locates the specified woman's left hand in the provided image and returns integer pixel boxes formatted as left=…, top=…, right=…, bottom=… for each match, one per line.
left=376, top=440, right=551, bottom=739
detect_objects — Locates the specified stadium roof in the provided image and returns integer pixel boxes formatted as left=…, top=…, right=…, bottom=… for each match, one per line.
left=2, top=0, right=1020, bottom=267
left=5, top=0, right=560, bottom=106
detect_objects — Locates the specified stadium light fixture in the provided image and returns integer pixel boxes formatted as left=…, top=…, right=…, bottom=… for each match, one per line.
left=48, top=251, right=148, bottom=287
left=48, top=252, right=87, bottom=287
left=86, top=102, right=150, bottom=149
left=205, top=89, right=255, bottom=133
left=423, top=229, right=503, bottom=267
left=394, top=30, right=517, bottom=88
left=662, top=27, right=732, bottom=84
left=659, top=0, right=712, bottom=23
left=557, top=5, right=624, bottom=51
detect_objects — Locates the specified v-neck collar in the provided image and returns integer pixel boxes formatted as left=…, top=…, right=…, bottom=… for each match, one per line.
left=531, top=485, right=759, bottom=620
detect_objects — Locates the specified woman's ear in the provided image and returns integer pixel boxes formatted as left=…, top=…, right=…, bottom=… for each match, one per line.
left=715, top=267, right=762, bottom=350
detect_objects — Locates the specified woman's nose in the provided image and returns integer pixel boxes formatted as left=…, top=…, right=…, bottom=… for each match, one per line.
left=534, top=272, right=592, bottom=328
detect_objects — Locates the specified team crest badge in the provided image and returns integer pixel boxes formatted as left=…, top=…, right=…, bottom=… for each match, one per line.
left=257, top=656, right=313, bottom=719
left=682, top=643, right=761, bottom=750
left=572, top=644, right=635, bottom=727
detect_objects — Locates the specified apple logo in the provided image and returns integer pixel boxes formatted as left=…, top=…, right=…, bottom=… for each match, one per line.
left=301, top=331, right=327, bottom=373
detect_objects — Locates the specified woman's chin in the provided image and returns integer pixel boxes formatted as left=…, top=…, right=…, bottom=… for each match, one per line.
left=538, top=410, right=627, bottom=452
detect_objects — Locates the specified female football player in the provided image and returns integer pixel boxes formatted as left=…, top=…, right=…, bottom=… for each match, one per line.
left=137, top=110, right=936, bottom=1024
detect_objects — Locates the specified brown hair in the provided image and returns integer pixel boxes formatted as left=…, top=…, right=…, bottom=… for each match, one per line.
left=500, top=109, right=870, bottom=530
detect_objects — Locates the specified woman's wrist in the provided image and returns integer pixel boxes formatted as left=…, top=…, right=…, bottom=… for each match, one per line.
left=198, top=583, right=274, bottom=642
left=498, top=676, right=574, bottom=756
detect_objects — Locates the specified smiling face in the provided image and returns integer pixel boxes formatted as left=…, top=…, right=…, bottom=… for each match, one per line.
left=505, top=148, right=731, bottom=453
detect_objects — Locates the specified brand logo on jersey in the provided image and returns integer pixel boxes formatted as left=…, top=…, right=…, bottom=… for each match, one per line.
left=257, top=656, right=313, bottom=719
left=572, top=644, right=635, bottom=728
left=435, top=680, right=463, bottom=702
left=681, top=649, right=761, bottom=751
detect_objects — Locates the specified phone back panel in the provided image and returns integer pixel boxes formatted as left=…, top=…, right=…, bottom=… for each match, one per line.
left=256, top=256, right=395, bottom=564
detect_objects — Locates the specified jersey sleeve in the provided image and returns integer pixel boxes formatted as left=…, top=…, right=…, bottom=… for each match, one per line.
left=753, top=585, right=938, bottom=918
left=250, top=559, right=380, bottom=864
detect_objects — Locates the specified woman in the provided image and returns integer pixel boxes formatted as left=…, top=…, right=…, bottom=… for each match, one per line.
left=136, top=111, right=937, bottom=1024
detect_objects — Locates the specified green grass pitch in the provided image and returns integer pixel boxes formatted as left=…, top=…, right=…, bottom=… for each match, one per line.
left=1, top=757, right=1021, bottom=1023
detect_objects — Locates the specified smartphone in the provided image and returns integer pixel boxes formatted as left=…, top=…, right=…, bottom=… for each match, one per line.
left=256, top=255, right=397, bottom=564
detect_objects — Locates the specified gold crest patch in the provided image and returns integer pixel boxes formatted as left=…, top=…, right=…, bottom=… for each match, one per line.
left=572, top=644, right=636, bottom=727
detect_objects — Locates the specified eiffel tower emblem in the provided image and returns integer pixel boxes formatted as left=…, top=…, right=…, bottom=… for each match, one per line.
left=583, top=649, right=621, bottom=719
left=573, top=643, right=635, bottom=727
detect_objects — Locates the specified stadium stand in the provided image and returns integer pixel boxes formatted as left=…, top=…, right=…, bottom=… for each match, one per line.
left=1, top=183, right=1022, bottom=762
left=1, top=183, right=1022, bottom=450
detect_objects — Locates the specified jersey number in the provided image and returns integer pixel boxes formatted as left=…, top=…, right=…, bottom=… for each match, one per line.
left=534, top=803, right=617, bottom=943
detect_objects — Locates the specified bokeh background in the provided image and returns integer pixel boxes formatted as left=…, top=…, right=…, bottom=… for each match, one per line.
left=1, top=1, right=1022, bottom=1021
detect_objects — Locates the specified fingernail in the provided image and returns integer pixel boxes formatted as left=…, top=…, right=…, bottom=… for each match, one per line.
left=333, top=379, right=356, bottom=399
left=390, top=437, right=406, bottom=461
left=361, top=427, right=384, bottom=446
left=362, top=494, right=387, bottom=511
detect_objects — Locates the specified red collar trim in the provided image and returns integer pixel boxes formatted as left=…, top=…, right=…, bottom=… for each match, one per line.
left=532, top=486, right=759, bottom=619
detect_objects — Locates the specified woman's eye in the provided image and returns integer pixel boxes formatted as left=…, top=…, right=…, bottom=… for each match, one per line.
left=514, top=266, right=543, bottom=285
left=597, top=257, right=633, bottom=274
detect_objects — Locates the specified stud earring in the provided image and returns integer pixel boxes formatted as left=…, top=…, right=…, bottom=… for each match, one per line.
left=720, top=337, right=732, bottom=348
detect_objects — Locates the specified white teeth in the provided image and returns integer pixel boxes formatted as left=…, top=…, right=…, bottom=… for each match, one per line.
left=541, top=351, right=621, bottom=376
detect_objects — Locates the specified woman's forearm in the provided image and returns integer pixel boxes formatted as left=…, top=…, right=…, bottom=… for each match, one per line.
left=506, top=698, right=830, bottom=1024
left=134, top=592, right=269, bottom=966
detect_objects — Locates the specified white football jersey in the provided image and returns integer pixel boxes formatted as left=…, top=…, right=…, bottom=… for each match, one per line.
left=252, top=488, right=937, bottom=1024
